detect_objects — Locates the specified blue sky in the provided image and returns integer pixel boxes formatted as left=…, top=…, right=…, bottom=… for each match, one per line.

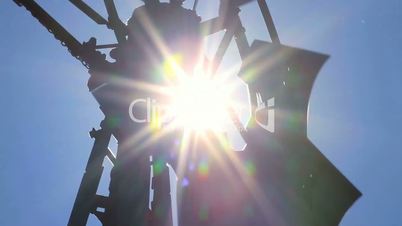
left=1, top=0, right=402, bottom=225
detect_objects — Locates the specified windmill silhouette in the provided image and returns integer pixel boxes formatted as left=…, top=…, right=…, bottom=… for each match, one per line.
left=12, top=0, right=361, bottom=226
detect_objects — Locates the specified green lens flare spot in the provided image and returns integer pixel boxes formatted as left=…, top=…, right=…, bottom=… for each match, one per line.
left=106, top=116, right=121, bottom=129
left=198, top=205, right=209, bottom=221
left=153, top=159, right=165, bottom=176
left=245, top=160, right=257, bottom=176
left=197, top=161, right=209, bottom=178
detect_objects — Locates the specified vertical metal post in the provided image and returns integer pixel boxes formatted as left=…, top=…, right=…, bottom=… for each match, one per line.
left=150, top=159, right=172, bottom=226
left=68, top=123, right=112, bottom=226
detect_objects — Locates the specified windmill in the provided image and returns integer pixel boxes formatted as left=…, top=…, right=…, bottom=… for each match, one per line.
left=12, top=0, right=361, bottom=226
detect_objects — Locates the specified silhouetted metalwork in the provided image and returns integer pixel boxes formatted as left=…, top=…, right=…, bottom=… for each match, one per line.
left=13, top=0, right=361, bottom=226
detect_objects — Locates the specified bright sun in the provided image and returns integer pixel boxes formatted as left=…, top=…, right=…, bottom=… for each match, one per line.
left=144, top=54, right=238, bottom=133
left=167, top=75, right=231, bottom=132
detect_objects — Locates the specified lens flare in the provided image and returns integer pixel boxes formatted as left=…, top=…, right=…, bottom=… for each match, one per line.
left=167, top=75, right=231, bottom=132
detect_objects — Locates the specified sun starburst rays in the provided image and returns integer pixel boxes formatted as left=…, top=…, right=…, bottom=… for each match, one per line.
left=105, top=6, right=286, bottom=221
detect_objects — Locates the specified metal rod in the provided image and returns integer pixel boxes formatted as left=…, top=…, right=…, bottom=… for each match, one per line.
left=192, top=0, right=199, bottom=11
left=104, top=0, right=126, bottom=43
left=95, top=43, right=119, bottom=49
left=106, top=148, right=117, bottom=165
left=233, top=16, right=250, bottom=60
left=69, top=0, right=108, bottom=25
left=257, top=0, right=280, bottom=44
left=212, top=29, right=235, bottom=75
left=227, top=105, right=249, bottom=141
left=200, top=17, right=226, bottom=35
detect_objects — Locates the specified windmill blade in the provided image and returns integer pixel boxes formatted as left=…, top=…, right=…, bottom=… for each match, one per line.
left=69, top=0, right=108, bottom=25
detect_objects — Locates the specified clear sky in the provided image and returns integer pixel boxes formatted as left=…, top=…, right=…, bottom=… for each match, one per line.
left=1, top=0, right=402, bottom=225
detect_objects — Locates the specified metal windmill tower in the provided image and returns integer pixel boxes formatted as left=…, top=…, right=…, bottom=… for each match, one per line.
left=13, top=0, right=361, bottom=226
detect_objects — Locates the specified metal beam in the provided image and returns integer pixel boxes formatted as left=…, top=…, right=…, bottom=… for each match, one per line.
left=103, top=0, right=126, bottom=43
left=69, top=0, right=109, bottom=25
left=68, top=126, right=112, bottom=226
left=257, top=0, right=280, bottom=44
